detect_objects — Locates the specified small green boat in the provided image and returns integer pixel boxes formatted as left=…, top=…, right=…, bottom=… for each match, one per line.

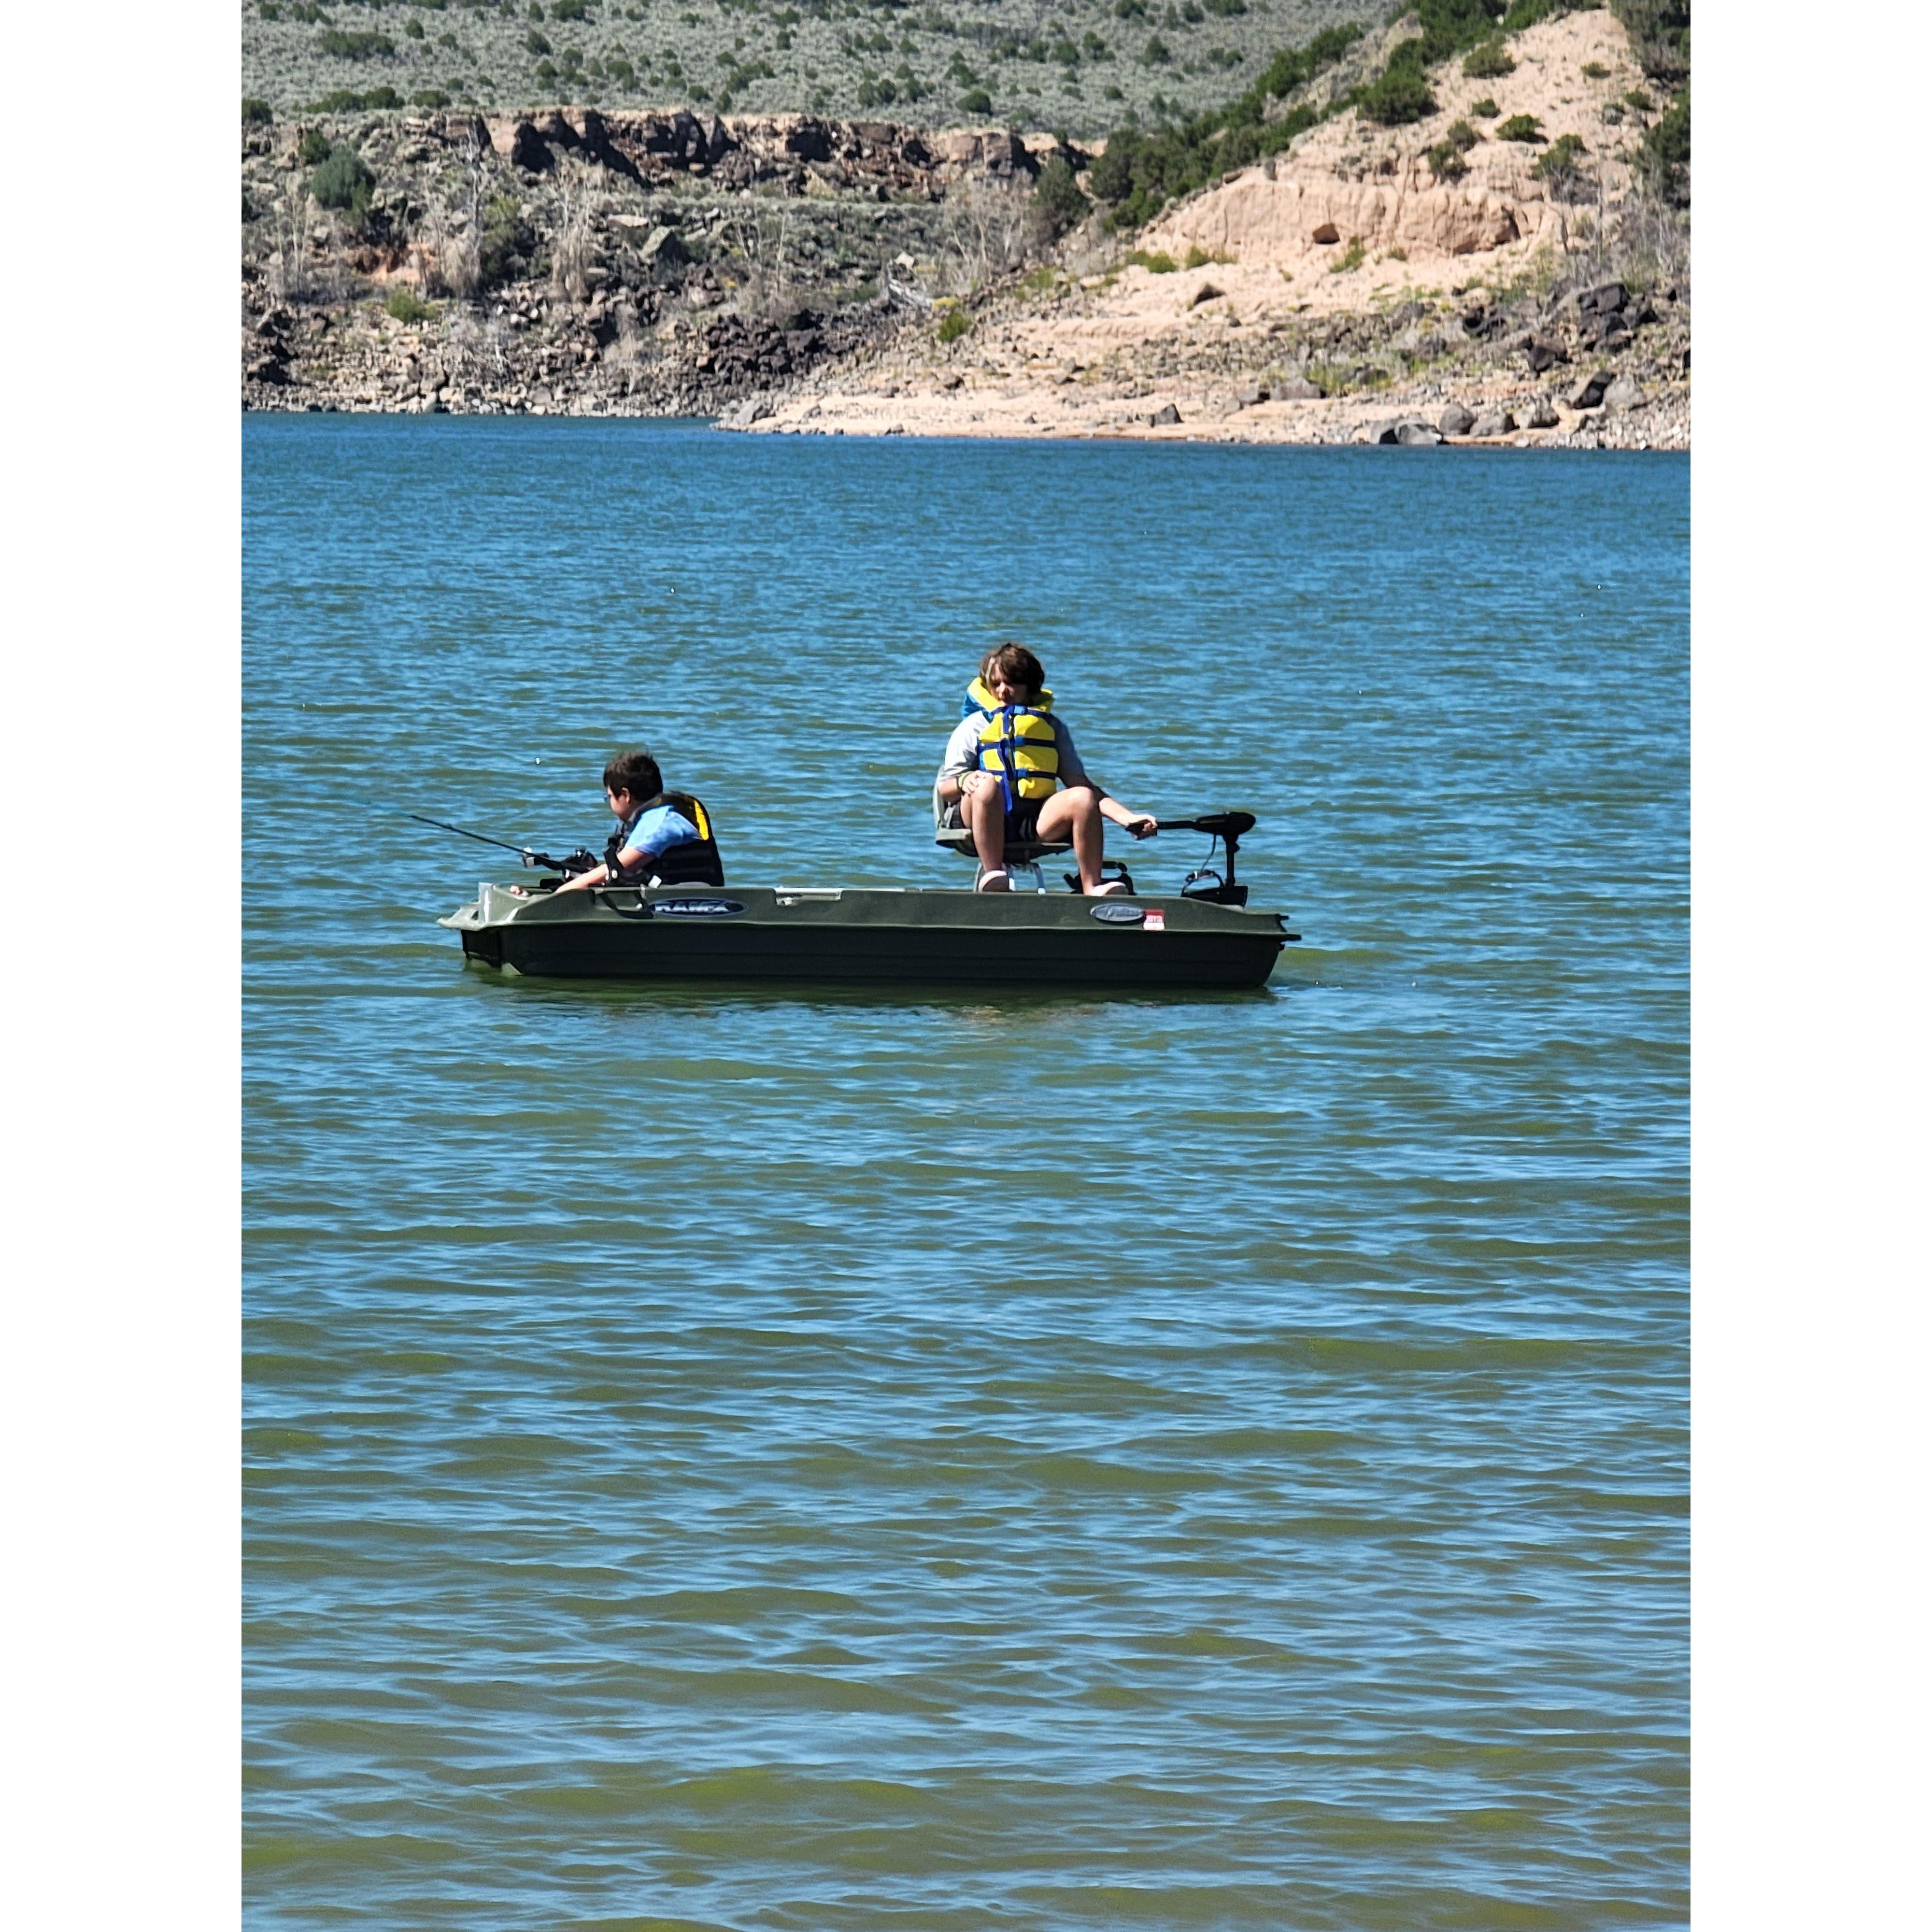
left=434, top=813, right=1297, bottom=991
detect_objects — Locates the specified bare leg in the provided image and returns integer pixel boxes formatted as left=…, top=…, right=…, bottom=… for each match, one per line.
left=963, top=781, right=1009, bottom=886
left=1037, top=787, right=1107, bottom=891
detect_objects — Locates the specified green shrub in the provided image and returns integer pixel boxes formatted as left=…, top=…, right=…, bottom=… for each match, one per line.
left=385, top=284, right=435, bottom=322
left=1581, top=59, right=1610, bottom=78
left=525, top=26, right=551, bottom=51
left=1088, top=22, right=1359, bottom=228
left=1358, top=66, right=1435, bottom=125
left=298, top=126, right=332, bottom=164
left=1610, top=0, right=1690, bottom=86
left=1499, top=0, right=1570, bottom=28
left=1202, top=0, right=1246, bottom=14
left=259, top=2, right=280, bottom=17
left=1462, top=39, right=1514, bottom=78
left=318, top=28, right=397, bottom=58
left=1126, top=247, right=1177, bottom=272
left=1114, top=0, right=1148, bottom=17
left=1470, top=95, right=1499, bottom=116
left=1530, top=130, right=1588, bottom=195
left=1624, top=86, right=1652, bottom=111
left=312, top=143, right=376, bottom=213
left=1445, top=117, right=1478, bottom=150
left=242, top=96, right=274, bottom=124
left=1141, top=35, right=1171, bottom=64
left=552, top=0, right=588, bottom=16
left=1033, top=153, right=1092, bottom=235
left=1426, top=138, right=1468, bottom=179
left=412, top=86, right=453, bottom=106
left=1640, top=85, right=1689, bottom=204
left=1329, top=236, right=1365, bottom=273
left=1495, top=113, right=1543, bottom=142
left=405, top=16, right=426, bottom=37
left=958, top=85, right=992, bottom=112
left=480, top=194, right=527, bottom=285
left=937, top=306, right=971, bottom=342
left=1181, top=0, right=1203, bottom=20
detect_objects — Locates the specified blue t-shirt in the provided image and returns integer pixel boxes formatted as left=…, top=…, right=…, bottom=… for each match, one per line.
left=617, top=803, right=700, bottom=863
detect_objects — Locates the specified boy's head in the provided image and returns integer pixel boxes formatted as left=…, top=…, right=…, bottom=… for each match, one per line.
left=604, top=746, right=663, bottom=809
left=981, top=642, right=1045, bottom=705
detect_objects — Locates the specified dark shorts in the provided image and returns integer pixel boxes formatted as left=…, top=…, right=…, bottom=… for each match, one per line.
left=942, top=799, right=1044, bottom=843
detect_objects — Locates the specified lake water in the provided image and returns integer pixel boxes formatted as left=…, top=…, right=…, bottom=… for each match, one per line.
left=244, top=418, right=1688, bottom=1929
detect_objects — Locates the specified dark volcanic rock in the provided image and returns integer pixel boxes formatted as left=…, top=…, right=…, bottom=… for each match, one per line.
left=509, top=121, right=553, bottom=172
left=1150, top=402, right=1181, bottom=426
left=1567, top=369, right=1615, bottom=410
left=785, top=119, right=834, bottom=162
left=1526, top=339, right=1568, bottom=373
left=1438, top=402, right=1476, bottom=436
left=1395, top=421, right=1445, bottom=446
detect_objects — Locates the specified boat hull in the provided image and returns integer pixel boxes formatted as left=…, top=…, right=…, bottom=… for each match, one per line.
left=439, top=883, right=1288, bottom=991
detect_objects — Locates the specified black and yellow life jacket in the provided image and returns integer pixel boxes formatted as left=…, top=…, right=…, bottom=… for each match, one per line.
left=963, top=676, right=1061, bottom=810
left=606, top=790, right=726, bottom=887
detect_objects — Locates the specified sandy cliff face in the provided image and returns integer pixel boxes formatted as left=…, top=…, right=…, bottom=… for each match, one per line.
left=1142, top=11, right=1647, bottom=309
left=738, top=9, right=1687, bottom=448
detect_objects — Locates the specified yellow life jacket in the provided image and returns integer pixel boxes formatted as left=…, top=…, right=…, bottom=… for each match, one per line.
left=964, top=676, right=1061, bottom=808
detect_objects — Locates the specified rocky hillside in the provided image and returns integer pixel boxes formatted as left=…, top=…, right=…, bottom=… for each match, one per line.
left=242, top=1, right=1689, bottom=445
left=242, top=106, right=1061, bottom=414
left=242, top=0, right=1384, bottom=139
left=718, top=6, right=1689, bottom=445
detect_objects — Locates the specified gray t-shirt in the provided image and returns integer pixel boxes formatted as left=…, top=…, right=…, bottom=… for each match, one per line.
left=936, top=711, right=1091, bottom=793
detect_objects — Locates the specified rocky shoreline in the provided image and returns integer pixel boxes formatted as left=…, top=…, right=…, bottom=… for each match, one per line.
left=244, top=16, right=1688, bottom=448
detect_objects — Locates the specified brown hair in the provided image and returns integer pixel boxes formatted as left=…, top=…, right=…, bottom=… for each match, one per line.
left=980, top=641, right=1045, bottom=699
left=603, top=746, right=662, bottom=803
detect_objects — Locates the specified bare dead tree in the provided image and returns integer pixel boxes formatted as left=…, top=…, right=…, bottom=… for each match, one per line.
left=938, top=176, right=1031, bottom=295
left=440, top=128, right=489, bottom=302
left=725, top=203, right=795, bottom=317
left=550, top=169, right=594, bottom=304
left=270, top=195, right=313, bottom=305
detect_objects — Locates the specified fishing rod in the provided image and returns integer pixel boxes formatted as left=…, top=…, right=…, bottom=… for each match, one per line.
left=407, top=813, right=598, bottom=875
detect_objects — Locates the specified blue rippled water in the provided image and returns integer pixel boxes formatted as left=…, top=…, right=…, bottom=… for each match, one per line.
left=244, top=418, right=1688, bottom=1929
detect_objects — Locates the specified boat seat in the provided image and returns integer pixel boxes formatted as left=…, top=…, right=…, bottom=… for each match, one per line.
left=933, top=793, right=1072, bottom=885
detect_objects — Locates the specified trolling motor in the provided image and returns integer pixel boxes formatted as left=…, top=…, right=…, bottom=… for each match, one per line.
left=1167, top=811, right=1255, bottom=907
left=408, top=813, right=599, bottom=880
left=1059, top=810, right=1256, bottom=902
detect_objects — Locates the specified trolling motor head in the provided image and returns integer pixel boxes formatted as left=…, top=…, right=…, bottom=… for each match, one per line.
left=1168, top=812, right=1255, bottom=906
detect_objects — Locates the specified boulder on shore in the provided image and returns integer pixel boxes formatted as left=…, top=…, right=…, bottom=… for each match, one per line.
left=1470, top=407, right=1517, bottom=437
left=1149, top=402, right=1181, bottom=426
left=1603, top=374, right=1645, bottom=412
left=1438, top=402, right=1476, bottom=437
left=1276, top=376, right=1322, bottom=399
left=1567, top=369, right=1615, bottom=411
left=1394, top=421, right=1444, bottom=446
left=1526, top=396, right=1560, bottom=429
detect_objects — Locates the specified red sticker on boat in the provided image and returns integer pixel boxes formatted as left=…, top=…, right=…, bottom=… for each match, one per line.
left=1143, top=909, right=1166, bottom=931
